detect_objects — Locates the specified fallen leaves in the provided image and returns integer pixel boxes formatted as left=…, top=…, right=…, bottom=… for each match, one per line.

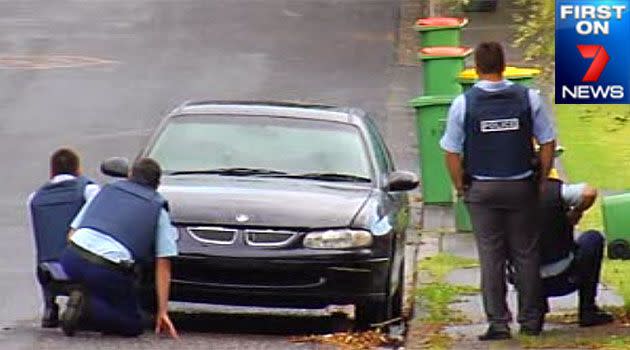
left=290, top=329, right=401, bottom=350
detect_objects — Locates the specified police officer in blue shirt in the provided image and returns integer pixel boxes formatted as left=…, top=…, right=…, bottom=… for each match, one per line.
left=440, top=42, right=556, bottom=340
left=58, top=158, right=179, bottom=338
left=536, top=178, right=613, bottom=327
left=28, top=148, right=99, bottom=328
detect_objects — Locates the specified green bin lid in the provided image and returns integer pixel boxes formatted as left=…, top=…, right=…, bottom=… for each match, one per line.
left=419, top=46, right=473, bottom=60
left=414, top=17, right=469, bottom=31
left=409, top=95, right=456, bottom=108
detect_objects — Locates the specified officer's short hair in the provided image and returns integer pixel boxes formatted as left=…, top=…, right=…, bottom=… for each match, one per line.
left=50, top=148, right=80, bottom=177
left=130, top=158, right=162, bottom=189
left=475, top=41, right=506, bottom=75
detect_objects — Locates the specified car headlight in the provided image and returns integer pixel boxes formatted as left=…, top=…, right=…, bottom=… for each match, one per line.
left=303, top=229, right=373, bottom=249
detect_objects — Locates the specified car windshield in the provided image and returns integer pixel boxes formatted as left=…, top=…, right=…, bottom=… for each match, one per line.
left=147, top=115, right=373, bottom=181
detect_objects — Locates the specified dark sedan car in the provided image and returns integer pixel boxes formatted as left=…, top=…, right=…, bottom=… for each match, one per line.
left=101, top=101, right=418, bottom=328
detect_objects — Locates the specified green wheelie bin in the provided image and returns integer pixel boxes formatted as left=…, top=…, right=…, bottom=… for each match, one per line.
left=414, top=17, right=468, bottom=47
left=420, top=46, right=473, bottom=96
left=410, top=95, right=456, bottom=205
left=455, top=196, right=473, bottom=232
left=602, top=193, right=630, bottom=259
left=458, top=66, right=541, bottom=91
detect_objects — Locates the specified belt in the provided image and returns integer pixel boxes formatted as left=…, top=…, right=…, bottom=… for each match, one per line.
left=69, top=242, right=135, bottom=274
left=471, top=175, right=535, bottom=182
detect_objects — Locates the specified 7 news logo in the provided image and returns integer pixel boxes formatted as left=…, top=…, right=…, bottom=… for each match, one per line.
left=555, top=0, right=630, bottom=104
left=560, top=44, right=623, bottom=100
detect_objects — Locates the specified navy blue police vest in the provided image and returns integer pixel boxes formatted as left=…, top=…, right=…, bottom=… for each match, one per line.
left=30, top=176, right=93, bottom=262
left=463, top=84, right=534, bottom=177
left=539, top=179, right=575, bottom=265
left=78, top=180, right=166, bottom=263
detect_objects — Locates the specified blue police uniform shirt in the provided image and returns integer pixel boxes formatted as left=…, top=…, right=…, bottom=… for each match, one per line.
left=69, top=193, right=179, bottom=263
left=439, top=80, right=556, bottom=179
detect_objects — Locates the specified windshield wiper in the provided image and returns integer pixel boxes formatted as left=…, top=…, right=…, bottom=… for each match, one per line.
left=167, top=167, right=289, bottom=176
left=273, top=172, right=372, bottom=183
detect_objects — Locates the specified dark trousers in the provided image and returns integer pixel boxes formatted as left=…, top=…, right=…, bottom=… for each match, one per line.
left=465, top=180, right=543, bottom=328
left=543, top=230, right=605, bottom=311
left=59, top=248, right=144, bottom=336
left=36, top=265, right=57, bottom=309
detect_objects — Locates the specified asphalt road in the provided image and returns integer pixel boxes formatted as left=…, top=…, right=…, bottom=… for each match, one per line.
left=0, top=0, right=420, bottom=348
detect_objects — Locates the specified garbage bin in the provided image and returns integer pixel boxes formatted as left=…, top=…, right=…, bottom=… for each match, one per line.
left=602, top=193, right=630, bottom=259
left=409, top=95, right=456, bottom=204
left=458, top=66, right=541, bottom=91
left=414, top=17, right=468, bottom=48
left=420, top=47, right=473, bottom=96
left=455, top=196, right=473, bottom=232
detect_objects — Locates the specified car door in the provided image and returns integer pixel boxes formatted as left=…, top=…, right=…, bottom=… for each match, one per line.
left=364, top=117, right=410, bottom=295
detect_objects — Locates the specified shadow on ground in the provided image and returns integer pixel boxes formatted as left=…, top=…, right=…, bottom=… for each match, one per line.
left=169, top=311, right=354, bottom=335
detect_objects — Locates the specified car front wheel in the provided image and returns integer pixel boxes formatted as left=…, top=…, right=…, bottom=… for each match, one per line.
left=355, top=260, right=405, bottom=329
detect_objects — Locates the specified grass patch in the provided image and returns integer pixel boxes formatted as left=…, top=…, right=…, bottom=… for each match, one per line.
left=416, top=253, right=480, bottom=323
left=416, top=283, right=479, bottom=324
left=555, top=104, right=630, bottom=232
left=412, top=253, right=480, bottom=348
left=603, top=259, right=630, bottom=307
left=555, top=104, right=630, bottom=190
left=518, top=329, right=630, bottom=349
left=418, top=253, right=479, bottom=281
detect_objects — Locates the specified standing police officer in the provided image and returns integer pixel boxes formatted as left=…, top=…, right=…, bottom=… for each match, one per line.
left=58, top=158, right=178, bottom=338
left=440, top=42, right=556, bottom=340
left=536, top=175, right=613, bottom=327
left=28, top=148, right=99, bottom=328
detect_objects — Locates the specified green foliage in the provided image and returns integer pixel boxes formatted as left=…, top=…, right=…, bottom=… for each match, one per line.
left=416, top=283, right=479, bottom=323
left=418, top=253, right=479, bottom=281
left=512, top=0, right=555, bottom=83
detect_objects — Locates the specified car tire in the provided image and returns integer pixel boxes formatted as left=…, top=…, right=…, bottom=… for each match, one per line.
left=355, top=300, right=388, bottom=330
left=390, top=260, right=405, bottom=320
left=355, top=260, right=405, bottom=330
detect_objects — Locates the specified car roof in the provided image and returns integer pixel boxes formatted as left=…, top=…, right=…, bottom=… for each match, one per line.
left=170, top=100, right=369, bottom=125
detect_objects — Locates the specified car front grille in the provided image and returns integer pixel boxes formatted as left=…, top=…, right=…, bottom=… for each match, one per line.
left=245, top=229, right=297, bottom=247
left=187, top=227, right=238, bottom=245
left=186, top=226, right=298, bottom=247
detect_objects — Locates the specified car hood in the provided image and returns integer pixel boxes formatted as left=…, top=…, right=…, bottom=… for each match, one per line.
left=158, top=176, right=373, bottom=228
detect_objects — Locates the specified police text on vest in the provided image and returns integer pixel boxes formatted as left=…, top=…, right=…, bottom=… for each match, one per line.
left=480, top=119, right=520, bottom=133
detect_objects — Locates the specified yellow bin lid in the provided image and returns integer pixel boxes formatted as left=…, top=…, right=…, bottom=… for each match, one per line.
left=458, top=66, right=541, bottom=80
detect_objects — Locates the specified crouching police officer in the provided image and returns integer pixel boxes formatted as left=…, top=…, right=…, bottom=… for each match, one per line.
left=441, top=42, right=556, bottom=340
left=28, top=148, right=99, bottom=328
left=59, top=158, right=179, bottom=338
left=536, top=174, right=613, bottom=327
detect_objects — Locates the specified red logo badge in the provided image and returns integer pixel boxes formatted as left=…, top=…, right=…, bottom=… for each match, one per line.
left=577, top=45, right=610, bottom=82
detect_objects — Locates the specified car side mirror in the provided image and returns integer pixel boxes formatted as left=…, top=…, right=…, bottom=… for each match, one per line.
left=100, top=157, right=130, bottom=178
left=385, top=171, right=419, bottom=192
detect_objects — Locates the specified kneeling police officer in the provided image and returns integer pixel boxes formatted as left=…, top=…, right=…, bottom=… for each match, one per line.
left=536, top=174, right=613, bottom=327
left=59, top=158, right=179, bottom=338
left=29, top=148, right=99, bottom=328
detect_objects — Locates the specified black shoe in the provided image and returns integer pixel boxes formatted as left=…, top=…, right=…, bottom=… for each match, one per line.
left=520, top=315, right=544, bottom=336
left=41, top=305, right=59, bottom=328
left=478, top=326, right=511, bottom=341
left=61, top=290, right=86, bottom=337
left=579, top=307, right=614, bottom=327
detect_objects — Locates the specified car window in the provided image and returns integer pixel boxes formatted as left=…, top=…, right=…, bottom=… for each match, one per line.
left=148, top=115, right=373, bottom=179
left=365, top=118, right=394, bottom=172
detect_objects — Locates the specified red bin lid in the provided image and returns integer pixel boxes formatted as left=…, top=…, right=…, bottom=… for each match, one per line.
left=419, top=46, right=473, bottom=58
left=416, top=17, right=468, bottom=27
